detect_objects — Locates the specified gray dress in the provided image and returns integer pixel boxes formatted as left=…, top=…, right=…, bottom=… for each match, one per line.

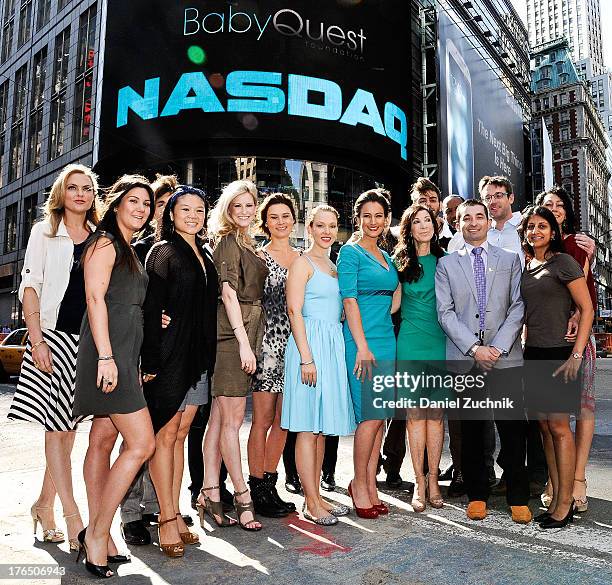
left=73, top=237, right=148, bottom=416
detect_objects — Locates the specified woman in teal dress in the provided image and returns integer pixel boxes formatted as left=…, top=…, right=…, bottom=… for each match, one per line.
left=394, top=204, right=446, bottom=512
left=337, top=190, right=400, bottom=519
left=282, top=205, right=356, bottom=525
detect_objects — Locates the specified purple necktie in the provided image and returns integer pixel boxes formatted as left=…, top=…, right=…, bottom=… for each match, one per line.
left=472, top=247, right=486, bottom=332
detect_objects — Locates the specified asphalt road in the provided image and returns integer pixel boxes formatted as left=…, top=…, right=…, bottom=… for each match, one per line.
left=0, top=361, right=611, bottom=585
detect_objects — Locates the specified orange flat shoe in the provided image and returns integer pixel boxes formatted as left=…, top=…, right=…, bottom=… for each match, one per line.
left=466, top=501, right=487, bottom=521
left=511, top=505, right=532, bottom=524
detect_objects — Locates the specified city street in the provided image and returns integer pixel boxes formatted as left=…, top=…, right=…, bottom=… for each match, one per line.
left=0, top=361, right=610, bottom=585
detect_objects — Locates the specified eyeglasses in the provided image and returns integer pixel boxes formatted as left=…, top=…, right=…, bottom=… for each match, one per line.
left=483, top=192, right=508, bottom=203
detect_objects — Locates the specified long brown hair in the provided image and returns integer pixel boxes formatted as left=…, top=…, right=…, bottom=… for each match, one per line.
left=83, top=175, right=155, bottom=273
left=394, top=204, right=444, bottom=283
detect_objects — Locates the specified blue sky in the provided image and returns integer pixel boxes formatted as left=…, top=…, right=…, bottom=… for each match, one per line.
left=510, top=0, right=612, bottom=69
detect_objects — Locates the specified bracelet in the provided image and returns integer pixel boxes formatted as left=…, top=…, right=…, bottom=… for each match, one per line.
left=24, top=310, right=40, bottom=319
left=97, top=355, right=115, bottom=361
left=232, top=325, right=244, bottom=331
left=31, top=340, right=47, bottom=350
left=300, top=360, right=314, bottom=366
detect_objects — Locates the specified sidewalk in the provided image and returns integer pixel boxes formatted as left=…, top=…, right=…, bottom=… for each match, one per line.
left=1, top=362, right=611, bottom=585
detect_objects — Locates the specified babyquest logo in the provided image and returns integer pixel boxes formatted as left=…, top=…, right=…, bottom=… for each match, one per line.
left=183, top=5, right=367, bottom=58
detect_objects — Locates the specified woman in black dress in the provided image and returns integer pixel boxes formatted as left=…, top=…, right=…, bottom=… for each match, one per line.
left=73, top=175, right=156, bottom=577
left=141, top=186, right=217, bottom=556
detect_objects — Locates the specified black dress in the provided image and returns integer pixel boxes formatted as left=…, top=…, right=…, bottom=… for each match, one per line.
left=141, top=234, right=218, bottom=432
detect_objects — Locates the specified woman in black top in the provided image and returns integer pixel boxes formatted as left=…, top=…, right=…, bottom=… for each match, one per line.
left=141, top=186, right=218, bottom=555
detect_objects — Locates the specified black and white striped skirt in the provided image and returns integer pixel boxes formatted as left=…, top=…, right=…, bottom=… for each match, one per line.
left=7, top=329, right=84, bottom=431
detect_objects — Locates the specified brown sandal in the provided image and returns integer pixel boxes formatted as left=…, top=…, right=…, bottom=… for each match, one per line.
left=176, top=513, right=199, bottom=545
left=157, top=517, right=184, bottom=558
left=233, top=488, right=262, bottom=532
left=197, top=486, right=237, bottom=528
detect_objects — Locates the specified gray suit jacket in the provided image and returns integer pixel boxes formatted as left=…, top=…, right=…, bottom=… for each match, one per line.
left=435, top=244, right=524, bottom=369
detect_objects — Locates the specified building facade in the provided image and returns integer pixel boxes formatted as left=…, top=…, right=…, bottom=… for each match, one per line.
left=526, top=0, right=605, bottom=75
left=0, top=0, right=99, bottom=325
left=532, top=39, right=612, bottom=317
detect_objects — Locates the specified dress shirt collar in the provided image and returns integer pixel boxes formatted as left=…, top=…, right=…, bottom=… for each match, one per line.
left=464, top=240, right=489, bottom=256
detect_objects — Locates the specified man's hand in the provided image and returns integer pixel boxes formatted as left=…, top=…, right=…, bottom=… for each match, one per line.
left=474, top=346, right=500, bottom=371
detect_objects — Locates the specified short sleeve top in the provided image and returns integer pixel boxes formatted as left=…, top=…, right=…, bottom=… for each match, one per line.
left=213, top=233, right=269, bottom=303
left=521, top=252, right=584, bottom=348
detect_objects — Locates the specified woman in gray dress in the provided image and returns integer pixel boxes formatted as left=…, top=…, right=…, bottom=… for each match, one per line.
left=73, top=175, right=156, bottom=577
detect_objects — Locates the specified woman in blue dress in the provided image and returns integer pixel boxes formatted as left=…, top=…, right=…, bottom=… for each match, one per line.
left=282, top=205, right=356, bottom=525
left=337, top=190, right=400, bottom=519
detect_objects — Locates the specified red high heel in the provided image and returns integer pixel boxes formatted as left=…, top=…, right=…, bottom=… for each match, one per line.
left=373, top=503, right=389, bottom=515
left=348, top=481, right=379, bottom=519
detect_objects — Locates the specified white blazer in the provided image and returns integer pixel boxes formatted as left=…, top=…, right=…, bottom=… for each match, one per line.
left=19, top=218, right=94, bottom=330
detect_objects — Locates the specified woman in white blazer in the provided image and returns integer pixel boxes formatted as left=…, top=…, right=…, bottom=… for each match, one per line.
left=8, top=163, right=102, bottom=552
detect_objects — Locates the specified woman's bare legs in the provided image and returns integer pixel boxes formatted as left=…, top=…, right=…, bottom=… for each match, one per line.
left=216, top=396, right=261, bottom=529
left=85, top=408, right=155, bottom=567
left=296, top=432, right=327, bottom=518
left=173, top=405, right=198, bottom=534
left=547, top=415, right=576, bottom=520
left=352, top=420, right=382, bottom=508
left=367, top=424, right=384, bottom=506
left=425, top=408, right=444, bottom=501
left=43, top=431, right=84, bottom=540
left=248, top=393, right=277, bottom=478
left=149, top=412, right=182, bottom=546
left=539, top=420, right=559, bottom=512
left=407, top=410, right=427, bottom=506
left=265, top=396, right=288, bottom=473
left=574, top=409, right=594, bottom=505
left=34, top=466, right=59, bottom=533
left=198, top=400, right=224, bottom=521
left=83, top=417, right=120, bottom=555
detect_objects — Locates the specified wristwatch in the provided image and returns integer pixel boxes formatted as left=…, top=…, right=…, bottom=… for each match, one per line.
left=467, top=343, right=479, bottom=358
left=572, top=353, right=583, bottom=360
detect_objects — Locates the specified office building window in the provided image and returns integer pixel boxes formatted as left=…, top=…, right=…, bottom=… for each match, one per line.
left=22, top=194, right=37, bottom=246
left=57, top=0, right=70, bottom=11
left=17, top=0, right=32, bottom=47
left=9, top=122, right=23, bottom=181
left=4, top=202, right=18, bottom=253
left=0, top=133, right=6, bottom=188
left=13, top=64, right=27, bottom=120
left=0, top=80, right=8, bottom=132
left=52, top=26, right=69, bottom=93
left=27, top=108, right=43, bottom=171
left=36, top=0, right=50, bottom=31
left=73, top=4, right=96, bottom=146
left=3, top=0, right=17, bottom=21
left=49, top=27, right=69, bottom=160
left=31, top=45, right=46, bottom=108
left=1, top=18, right=14, bottom=63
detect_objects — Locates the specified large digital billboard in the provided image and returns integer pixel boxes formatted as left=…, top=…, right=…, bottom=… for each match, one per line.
left=94, top=0, right=412, bottom=187
left=438, top=9, right=525, bottom=202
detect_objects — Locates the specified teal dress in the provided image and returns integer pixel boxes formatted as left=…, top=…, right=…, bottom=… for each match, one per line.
left=337, top=243, right=399, bottom=423
left=281, top=256, right=356, bottom=436
left=396, top=253, right=447, bottom=402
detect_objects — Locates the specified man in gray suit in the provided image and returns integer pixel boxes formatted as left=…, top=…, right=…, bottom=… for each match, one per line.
left=435, top=200, right=531, bottom=523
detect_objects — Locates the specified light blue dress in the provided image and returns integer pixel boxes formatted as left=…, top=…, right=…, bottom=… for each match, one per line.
left=281, top=256, right=356, bottom=436
left=337, top=243, right=399, bottom=423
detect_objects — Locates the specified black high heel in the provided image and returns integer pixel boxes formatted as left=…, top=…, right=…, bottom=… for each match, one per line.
left=534, top=511, right=551, bottom=523
left=539, top=501, right=575, bottom=529
left=107, top=554, right=130, bottom=564
left=75, top=528, right=114, bottom=578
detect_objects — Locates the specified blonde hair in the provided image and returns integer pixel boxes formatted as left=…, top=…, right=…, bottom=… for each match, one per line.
left=208, top=180, right=258, bottom=248
left=306, top=204, right=339, bottom=227
left=42, top=163, right=101, bottom=236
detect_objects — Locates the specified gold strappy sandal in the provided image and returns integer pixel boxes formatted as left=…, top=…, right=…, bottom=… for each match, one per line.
left=30, top=503, right=65, bottom=543
left=157, top=517, right=184, bottom=558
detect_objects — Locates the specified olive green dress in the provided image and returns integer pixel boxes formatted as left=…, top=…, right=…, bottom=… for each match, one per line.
left=73, top=237, right=148, bottom=416
left=211, top=233, right=269, bottom=397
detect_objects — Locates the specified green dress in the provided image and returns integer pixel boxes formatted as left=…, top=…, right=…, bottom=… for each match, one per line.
left=396, top=254, right=447, bottom=404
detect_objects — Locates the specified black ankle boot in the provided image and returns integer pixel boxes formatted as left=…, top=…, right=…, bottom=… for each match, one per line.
left=248, top=475, right=289, bottom=518
left=264, top=472, right=296, bottom=513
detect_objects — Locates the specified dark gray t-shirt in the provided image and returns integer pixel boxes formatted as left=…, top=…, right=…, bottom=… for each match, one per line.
left=521, top=253, right=584, bottom=348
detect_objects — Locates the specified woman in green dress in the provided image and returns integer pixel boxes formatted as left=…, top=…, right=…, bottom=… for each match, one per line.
left=394, top=204, right=446, bottom=512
